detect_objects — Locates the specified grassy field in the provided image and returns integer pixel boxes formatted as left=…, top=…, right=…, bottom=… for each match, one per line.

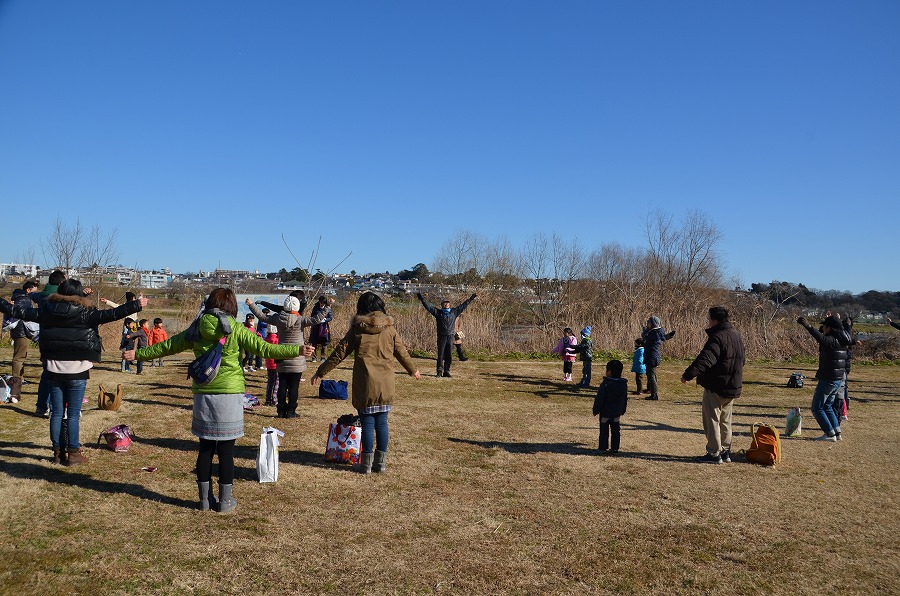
left=1, top=349, right=899, bottom=595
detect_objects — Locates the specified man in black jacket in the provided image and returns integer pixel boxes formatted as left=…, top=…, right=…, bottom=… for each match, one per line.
left=4, top=281, right=39, bottom=401
left=682, top=306, right=746, bottom=464
left=797, top=314, right=847, bottom=442
left=417, top=292, right=476, bottom=377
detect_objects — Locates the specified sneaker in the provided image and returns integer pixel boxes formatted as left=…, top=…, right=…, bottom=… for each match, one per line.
left=644, top=396, right=658, bottom=401
left=720, top=450, right=732, bottom=463
left=608, top=449, right=620, bottom=456
left=443, top=372, right=452, bottom=378
left=815, top=434, right=837, bottom=442
left=597, top=449, right=608, bottom=455
left=696, top=453, right=722, bottom=464
left=835, top=433, right=843, bottom=441
left=840, top=415, right=848, bottom=421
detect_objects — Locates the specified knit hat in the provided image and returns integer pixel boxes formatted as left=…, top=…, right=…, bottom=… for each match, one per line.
left=648, top=316, right=661, bottom=328
left=581, top=326, right=592, bottom=337
left=821, top=315, right=841, bottom=330
left=708, top=307, right=729, bottom=322
left=284, top=296, right=301, bottom=312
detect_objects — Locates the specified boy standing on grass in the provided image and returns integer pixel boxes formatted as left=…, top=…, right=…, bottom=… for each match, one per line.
left=574, top=326, right=593, bottom=388
left=592, top=360, right=628, bottom=455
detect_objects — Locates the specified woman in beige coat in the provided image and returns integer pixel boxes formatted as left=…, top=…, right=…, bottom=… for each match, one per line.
left=311, top=292, right=420, bottom=474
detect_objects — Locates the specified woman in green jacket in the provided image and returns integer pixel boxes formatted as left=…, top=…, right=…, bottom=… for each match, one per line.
left=126, top=288, right=309, bottom=513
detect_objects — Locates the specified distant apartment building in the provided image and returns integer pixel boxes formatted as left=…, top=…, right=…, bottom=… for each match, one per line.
left=0, top=262, right=38, bottom=279
left=138, top=270, right=173, bottom=289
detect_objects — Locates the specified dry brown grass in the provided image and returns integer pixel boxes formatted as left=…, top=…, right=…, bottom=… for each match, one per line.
left=1, top=350, right=899, bottom=595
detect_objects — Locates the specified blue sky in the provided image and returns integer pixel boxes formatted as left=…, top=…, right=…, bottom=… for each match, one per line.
left=1, top=1, right=897, bottom=293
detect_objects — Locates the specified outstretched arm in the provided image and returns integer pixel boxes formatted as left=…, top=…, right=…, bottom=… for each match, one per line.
left=454, top=293, right=477, bottom=315
left=416, top=292, right=438, bottom=316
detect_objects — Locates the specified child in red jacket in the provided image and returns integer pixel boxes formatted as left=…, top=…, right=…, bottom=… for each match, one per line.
left=148, top=318, right=169, bottom=367
left=264, top=325, right=279, bottom=406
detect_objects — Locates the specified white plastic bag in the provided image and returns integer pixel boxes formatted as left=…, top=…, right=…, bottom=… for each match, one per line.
left=257, top=427, right=284, bottom=483
left=785, top=407, right=802, bottom=437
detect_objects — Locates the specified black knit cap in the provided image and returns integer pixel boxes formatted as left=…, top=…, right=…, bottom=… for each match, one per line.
left=821, top=315, right=841, bottom=330
left=709, top=306, right=729, bottom=322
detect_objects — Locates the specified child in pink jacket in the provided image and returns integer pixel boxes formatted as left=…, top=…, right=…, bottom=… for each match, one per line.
left=264, top=325, right=280, bottom=406
left=552, top=327, right=578, bottom=381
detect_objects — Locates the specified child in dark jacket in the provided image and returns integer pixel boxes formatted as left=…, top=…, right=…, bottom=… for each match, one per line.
left=125, top=319, right=149, bottom=374
left=592, top=360, right=628, bottom=454
left=575, top=326, right=593, bottom=388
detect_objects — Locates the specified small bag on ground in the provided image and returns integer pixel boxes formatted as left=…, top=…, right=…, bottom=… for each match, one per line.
left=746, top=423, right=782, bottom=466
left=325, top=418, right=361, bottom=465
left=787, top=373, right=805, bottom=388
left=98, top=424, right=134, bottom=452
left=257, top=426, right=284, bottom=483
left=318, top=379, right=349, bottom=400
left=784, top=407, right=802, bottom=437
left=98, top=384, right=124, bottom=411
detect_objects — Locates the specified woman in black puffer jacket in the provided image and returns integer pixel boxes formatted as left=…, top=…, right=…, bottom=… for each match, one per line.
left=1, top=279, right=145, bottom=465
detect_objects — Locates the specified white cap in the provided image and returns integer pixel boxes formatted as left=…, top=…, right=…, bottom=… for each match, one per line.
left=284, top=296, right=300, bottom=312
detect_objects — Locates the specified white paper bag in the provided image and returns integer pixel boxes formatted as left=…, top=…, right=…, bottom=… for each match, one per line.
left=257, top=426, right=284, bottom=483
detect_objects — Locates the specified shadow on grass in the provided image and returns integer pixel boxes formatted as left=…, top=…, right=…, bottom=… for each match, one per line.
left=483, top=372, right=592, bottom=399
left=448, top=436, right=597, bottom=456
left=619, top=419, right=704, bottom=435
left=447, top=437, right=702, bottom=463
left=0, top=459, right=196, bottom=509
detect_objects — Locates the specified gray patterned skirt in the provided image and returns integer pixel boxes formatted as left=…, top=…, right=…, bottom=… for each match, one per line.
left=191, top=393, right=245, bottom=441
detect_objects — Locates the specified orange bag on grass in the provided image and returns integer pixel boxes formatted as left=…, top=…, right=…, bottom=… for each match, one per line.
left=746, top=423, right=781, bottom=466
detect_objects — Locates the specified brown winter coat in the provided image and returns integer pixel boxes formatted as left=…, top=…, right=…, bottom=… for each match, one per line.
left=314, top=312, right=417, bottom=411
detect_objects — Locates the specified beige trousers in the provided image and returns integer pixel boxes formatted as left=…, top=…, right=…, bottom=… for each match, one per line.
left=701, top=388, right=734, bottom=456
left=12, top=337, right=30, bottom=378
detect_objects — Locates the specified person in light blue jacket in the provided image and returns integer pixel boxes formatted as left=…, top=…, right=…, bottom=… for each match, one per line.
left=631, top=338, right=646, bottom=396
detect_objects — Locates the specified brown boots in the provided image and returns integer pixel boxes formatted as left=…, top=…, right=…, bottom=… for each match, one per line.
left=52, top=449, right=67, bottom=465
left=65, top=447, right=89, bottom=466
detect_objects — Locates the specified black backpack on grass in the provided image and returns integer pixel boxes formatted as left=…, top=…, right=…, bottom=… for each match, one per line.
left=787, top=372, right=805, bottom=388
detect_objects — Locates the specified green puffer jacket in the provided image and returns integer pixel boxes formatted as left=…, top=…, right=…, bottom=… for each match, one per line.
left=136, top=313, right=300, bottom=395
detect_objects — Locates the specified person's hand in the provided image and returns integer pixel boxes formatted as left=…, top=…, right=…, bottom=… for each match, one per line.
left=310, top=375, right=321, bottom=386
left=887, top=317, right=893, bottom=324
left=122, top=349, right=136, bottom=361
left=681, top=376, right=688, bottom=384
left=670, top=330, right=676, bottom=337
left=100, top=297, right=110, bottom=305
left=825, top=310, right=832, bottom=317
left=138, top=296, right=149, bottom=308
left=83, top=287, right=93, bottom=295
left=245, top=298, right=253, bottom=305
left=302, top=344, right=315, bottom=357
left=413, top=370, right=421, bottom=380
left=797, top=316, right=807, bottom=326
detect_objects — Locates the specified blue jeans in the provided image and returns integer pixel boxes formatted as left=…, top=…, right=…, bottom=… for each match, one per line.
left=48, top=378, right=87, bottom=449
left=35, top=370, right=50, bottom=414
left=811, top=379, right=842, bottom=436
left=359, top=411, right=389, bottom=454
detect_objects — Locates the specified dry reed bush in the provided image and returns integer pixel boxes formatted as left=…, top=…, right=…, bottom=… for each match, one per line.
left=1, top=343, right=899, bottom=595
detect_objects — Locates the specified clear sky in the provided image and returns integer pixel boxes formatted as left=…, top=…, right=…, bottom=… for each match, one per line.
left=1, top=1, right=897, bottom=293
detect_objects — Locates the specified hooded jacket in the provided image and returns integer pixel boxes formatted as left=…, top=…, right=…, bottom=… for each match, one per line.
left=682, top=321, right=746, bottom=398
left=0, top=293, right=142, bottom=362
left=136, top=312, right=301, bottom=394
left=249, top=301, right=326, bottom=373
left=800, top=322, right=848, bottom=381
left=641, top=326, right=675, bottom=368
left=314, top=312, right=417, bottom=411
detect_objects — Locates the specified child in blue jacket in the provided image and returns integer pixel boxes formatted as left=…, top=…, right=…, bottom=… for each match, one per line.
left=631, top=338, right=646, bottom=396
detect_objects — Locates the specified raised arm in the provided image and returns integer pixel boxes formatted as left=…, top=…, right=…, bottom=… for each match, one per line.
left=86, top=296, right=146, bottom=326
left=416, top=292, right=438, bottom=316
left=454, top=293, right=477, bottom=315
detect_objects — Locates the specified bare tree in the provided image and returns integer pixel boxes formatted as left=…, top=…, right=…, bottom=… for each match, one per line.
left=644, top=209, right=722, bottom=291
left=432, top=229, right=486, bottom=287
left=42, top=217, right=85, bottom=273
